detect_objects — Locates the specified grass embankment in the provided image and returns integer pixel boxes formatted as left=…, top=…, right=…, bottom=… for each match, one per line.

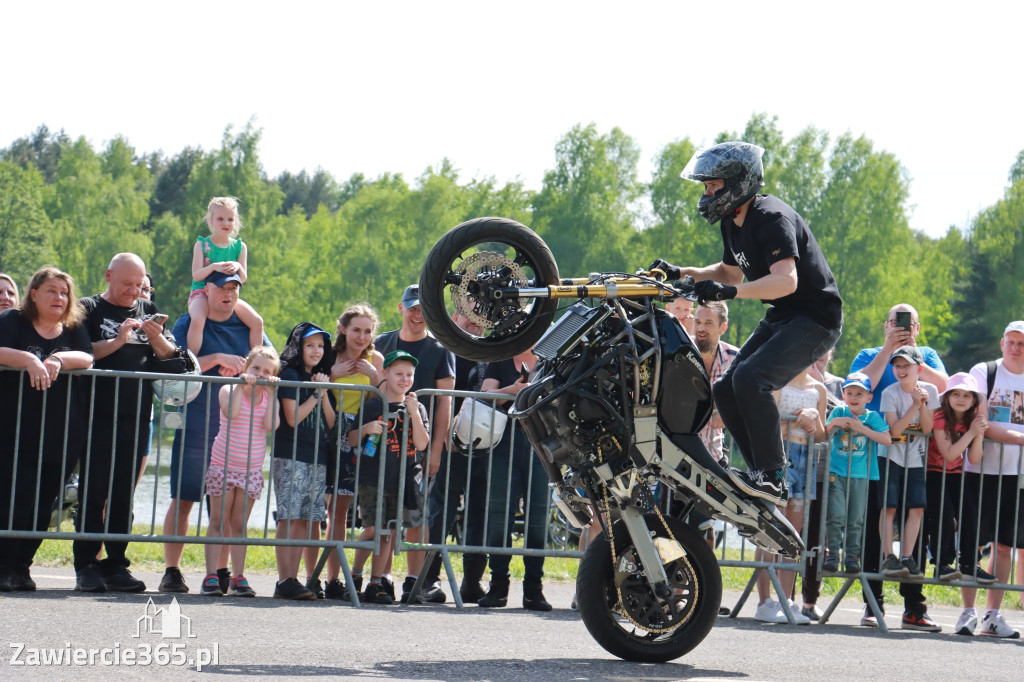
left=32, top=522, right=1021, bottom=609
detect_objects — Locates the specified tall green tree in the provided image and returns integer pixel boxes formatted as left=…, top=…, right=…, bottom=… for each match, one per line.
left=0, top=161, right=52, bottom=282
left=532, top=124, right=643, bottom=276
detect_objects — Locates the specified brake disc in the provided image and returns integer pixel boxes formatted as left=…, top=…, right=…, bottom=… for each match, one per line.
left=453, top=251, right=529, bottom=330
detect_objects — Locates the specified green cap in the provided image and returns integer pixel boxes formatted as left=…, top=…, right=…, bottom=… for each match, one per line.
left=383, top=350, right=418, bottom=368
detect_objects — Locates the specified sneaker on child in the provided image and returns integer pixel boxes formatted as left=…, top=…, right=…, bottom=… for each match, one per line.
left=961, top=564, right=997, bottom=584
left=979, top=611, right=1020, bottom=639
left=363, top=581, right=395, bottom=605
left=844, top=556, right=862, bottom=574
left=860, top=605, right=884, bottom=627
left=902, top=610, right=941, bottom=632
left=159, top=567, right=189, bottom=593
left=201, top=574, right=224, bottom=597
left=955, top=609, right=977, bottom=636
left=881, top=554, right=909, bottom=578
left=228, top=575, right=256, bottom=597
left=900, top=556, right=925, bottom=580
left=936, top=564, right=962, bottom=581
left=273, top=577, right=317, bottom=601
left=821, top=553, right=840, bottom=573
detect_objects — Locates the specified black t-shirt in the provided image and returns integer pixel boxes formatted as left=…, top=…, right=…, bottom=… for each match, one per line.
left=720, top=194, right=842, bottom=329
left=81, top=294, right=170, bottom=421
left=0, top=309, right=93, bottom=463
left=453, top=355, right=487, bottom=415
left=374, top=331, right=456, bottom=393
left=483, top=359, right=525, bottom=415
left=275, top=367, right=332, bottom=464
left=356, top=397, right=430, bottom=488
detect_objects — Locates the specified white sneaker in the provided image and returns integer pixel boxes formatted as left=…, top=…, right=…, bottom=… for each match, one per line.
left=788, top=600, right=812, bottom=625
left=956, top=610, right=977, bottom=636
left=754, top=599, right=788, bottom=623
left=979, top=611, right=1021, bottom=639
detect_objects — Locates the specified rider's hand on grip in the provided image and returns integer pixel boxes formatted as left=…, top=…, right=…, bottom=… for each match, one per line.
left=647, top=258, right=680, bottom=280
left=693, top=279, right=737, bottom=303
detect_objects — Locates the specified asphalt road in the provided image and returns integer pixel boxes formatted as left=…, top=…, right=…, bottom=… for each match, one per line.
left=1, top=568, right=1021, bottom=680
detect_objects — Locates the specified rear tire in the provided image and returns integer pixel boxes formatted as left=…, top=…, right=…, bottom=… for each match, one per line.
left=576, top=515, right=721, bottom=662
left=419, top=217, right=559, bottom=362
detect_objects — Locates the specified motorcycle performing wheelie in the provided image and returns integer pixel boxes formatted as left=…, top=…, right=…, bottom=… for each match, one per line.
left=418, top=216, right=804, bottom=662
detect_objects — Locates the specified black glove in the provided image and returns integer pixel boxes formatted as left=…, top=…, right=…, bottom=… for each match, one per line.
left=647, top=258, right=681, bottom=280
left=693, top=279, right=737, bottom=302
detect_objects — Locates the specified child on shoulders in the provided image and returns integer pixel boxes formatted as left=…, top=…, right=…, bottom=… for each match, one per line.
left=186, top=197, right=264, bottom=353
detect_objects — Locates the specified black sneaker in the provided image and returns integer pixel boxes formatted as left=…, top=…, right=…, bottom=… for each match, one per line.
left=900, top=556, right=925, bottom=581
left=274, top=577, right=317, bottom=601
left=363, top=581, right=395, bottom=605
left=349, top=574, right=364, bottom=601
left=0, top=565, right=12, bottom=592
left=936, top=564, right=962, bottom=581
left=158, top=567, right=189, bottom=594
left=382, top=575, right=395, bottom=600
left=420, top=581, right=447, bottom=604
left=217, top=568, right=231, bottom=594
left=844, top=556, right=862, bottom=574
left=306, top=578, right=325, bottom=600
left=75, top=563, right=107, bottom=593
left=400, top=576, right=424, bottom=604
left=324, top=578, right=346, bottom=599
left=881, top=554, right=909, bottom=578
left=103, top=566, right=146, bottom=593
left=822, top=553, right=840, bottom=573
left=962, top=564, right=997, bottom=585
left=728, top=468, right=788, bottom=505
left=460, top=579, right=486, bottom=604
left=860, top=605, right=884, bottom=627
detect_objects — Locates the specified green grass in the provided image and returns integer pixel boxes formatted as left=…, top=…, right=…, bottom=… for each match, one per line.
left=31, top=524, right=1021, bottom=608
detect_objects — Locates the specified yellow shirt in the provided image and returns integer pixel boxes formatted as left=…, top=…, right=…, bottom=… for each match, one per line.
left=333, top=371, right=372, bottom=415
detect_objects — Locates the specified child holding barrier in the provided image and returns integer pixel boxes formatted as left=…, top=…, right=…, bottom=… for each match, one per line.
left=348, top=350, right=430, bottom=605
left=823, top=372, right=891, bottom=574
left=186, top=197, right=264, bottom=353
left=201, top=346, right=280, bottom=597
left=878, top=346, right=939, bottom=581
left=926, top=373, right=995, bottom=636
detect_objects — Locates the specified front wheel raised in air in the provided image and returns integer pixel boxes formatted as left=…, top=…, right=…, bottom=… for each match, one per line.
left=576, top=515, right=721, bottom=663
left=419, top=217, right=559, bottom=362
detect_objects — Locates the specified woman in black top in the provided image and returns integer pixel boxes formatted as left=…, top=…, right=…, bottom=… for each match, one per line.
left=0, top=267, right=93, bottom=591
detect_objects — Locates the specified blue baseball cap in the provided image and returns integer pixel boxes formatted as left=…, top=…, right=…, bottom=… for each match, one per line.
left=843, top=372, right=872, bottom=392
left=206, top=271, right=243, bottom=288
left=302, top=325, right=332, bottom=341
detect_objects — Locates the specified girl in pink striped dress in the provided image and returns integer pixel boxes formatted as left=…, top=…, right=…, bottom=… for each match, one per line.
left=202, top=346, right=280, bottom=597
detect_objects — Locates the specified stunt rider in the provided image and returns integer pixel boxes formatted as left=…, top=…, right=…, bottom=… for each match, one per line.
left=650, top=141, right=842, bottom=505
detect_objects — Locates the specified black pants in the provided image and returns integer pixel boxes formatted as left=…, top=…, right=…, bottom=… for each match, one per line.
left=801, top=479, right=825, bottom=605
left=924, top=471, right=962, bottom=569
left=0, top=454, right=69, bottom=568
left=861, top=479, right=926, bottom=614
left=72, top=430, right=144, bottom=571
left=714, top=315, right=840, bottom=472
left=424, top=446, right=488, bottom=584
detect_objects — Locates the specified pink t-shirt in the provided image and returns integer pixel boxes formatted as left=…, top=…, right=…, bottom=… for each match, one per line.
left=210, top=388, right=270, bottom=472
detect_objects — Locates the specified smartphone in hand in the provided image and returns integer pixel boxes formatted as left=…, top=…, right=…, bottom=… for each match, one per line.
left=895, top=311, right=911, bottom=332
left=146, top=313, right=169, bottom=325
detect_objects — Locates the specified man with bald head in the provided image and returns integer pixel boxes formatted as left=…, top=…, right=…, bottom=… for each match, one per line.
left=74, top=253, right=177, bottom=592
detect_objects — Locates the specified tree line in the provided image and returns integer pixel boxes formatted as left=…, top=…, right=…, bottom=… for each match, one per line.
left=1, top=116, right=1021, bottom=374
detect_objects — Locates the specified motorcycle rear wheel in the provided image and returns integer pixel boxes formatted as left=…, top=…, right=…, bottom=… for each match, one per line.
left=419, top=217, right=559, bottom=362
left=576, top=514, right=721, bottom=663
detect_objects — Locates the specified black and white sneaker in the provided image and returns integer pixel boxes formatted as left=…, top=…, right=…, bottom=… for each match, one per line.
left=728, top=468, right=789, bottom=505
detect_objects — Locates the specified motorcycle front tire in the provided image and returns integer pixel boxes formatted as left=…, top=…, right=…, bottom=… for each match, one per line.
left=576, top=514, right=722, bottom=663
left=419, top=216, right=559, bottom=362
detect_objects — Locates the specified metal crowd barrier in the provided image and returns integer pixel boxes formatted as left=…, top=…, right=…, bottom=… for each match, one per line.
left=2, top=366, right=1023, bottom=619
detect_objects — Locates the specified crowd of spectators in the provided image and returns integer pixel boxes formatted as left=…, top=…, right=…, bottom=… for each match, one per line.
left=0, top=200, right=1022, bottom=637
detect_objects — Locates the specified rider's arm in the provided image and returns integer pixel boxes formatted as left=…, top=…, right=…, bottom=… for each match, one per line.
left=734, top=257, right=797, bottom=301
left=679, top=262, right=744, bottom=287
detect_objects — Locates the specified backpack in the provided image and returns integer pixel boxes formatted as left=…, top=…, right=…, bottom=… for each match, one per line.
left=985, top=360, right=999, bottom=399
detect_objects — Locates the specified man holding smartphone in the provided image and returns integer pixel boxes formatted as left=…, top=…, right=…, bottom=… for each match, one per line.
left=73, top=253, right=177, bottom=593
left=849, top=302, right=949, bottom=632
